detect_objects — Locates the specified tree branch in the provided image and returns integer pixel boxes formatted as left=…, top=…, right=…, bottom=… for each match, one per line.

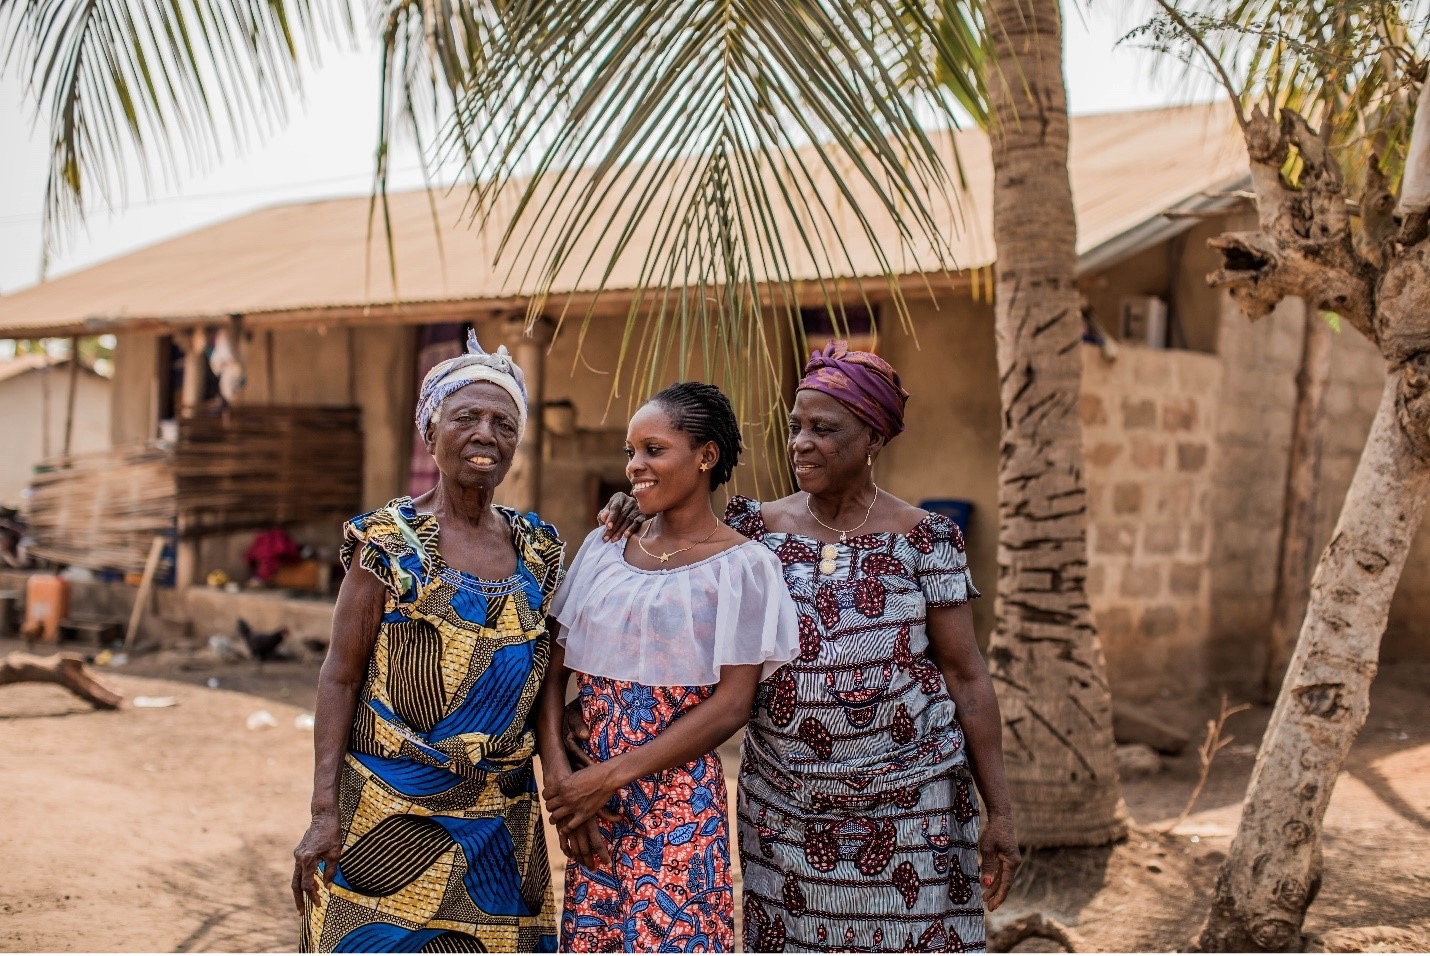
left=0, top=653, right=122, bottom=709
left=989, top=913, right=1080, bottom=953
left=1207, top=231, right=1376, bottom=340
left=1151, top=0, right=1247, bottom=131
left=1208, top=107, right=1379, bottom=343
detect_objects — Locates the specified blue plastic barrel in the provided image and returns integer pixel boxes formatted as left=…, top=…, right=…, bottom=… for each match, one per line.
left=919, top=498, right=974, bottom=537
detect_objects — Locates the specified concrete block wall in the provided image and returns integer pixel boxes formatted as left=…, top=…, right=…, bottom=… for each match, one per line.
left=1206, top=293, right=1410, bottom=691
left=1080, top=344, right=1221, bottom=698
left=1204, top=295, right=1302, bottom=689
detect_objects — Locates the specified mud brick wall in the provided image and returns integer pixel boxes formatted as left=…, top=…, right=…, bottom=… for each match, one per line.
left=1080, top=345, right=1222, bottom=699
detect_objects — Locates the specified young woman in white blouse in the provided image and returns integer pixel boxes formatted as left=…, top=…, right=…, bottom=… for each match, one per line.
left=536, top=382, right=799, bottom=953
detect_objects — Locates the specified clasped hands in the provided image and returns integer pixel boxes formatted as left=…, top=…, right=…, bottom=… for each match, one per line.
left=545, top=699, right=618, bottom=870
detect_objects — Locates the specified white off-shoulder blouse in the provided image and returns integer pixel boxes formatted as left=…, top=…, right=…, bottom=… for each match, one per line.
left=550, top=527, right=801, bottom=687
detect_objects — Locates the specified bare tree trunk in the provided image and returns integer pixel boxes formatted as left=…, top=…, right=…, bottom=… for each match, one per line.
left=1200, top=374, right=1430, bottom=950
left=1197, top=106, right=1430, bottom=950
left=982, top=0, right=1128, bottom=847
left=1261, top=311, right=1332, bottom=703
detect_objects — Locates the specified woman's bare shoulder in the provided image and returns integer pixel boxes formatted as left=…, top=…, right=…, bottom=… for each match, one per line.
left=881, top=494, right=932, bottom=531
left=760, top=493, right=803, bottom=522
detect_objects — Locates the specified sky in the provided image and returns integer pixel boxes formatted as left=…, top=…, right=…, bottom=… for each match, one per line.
left=0, top=5, right=1206, bottom=298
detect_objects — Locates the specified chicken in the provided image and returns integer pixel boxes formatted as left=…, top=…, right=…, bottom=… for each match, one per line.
left=236, top=618, right=288, bottom=662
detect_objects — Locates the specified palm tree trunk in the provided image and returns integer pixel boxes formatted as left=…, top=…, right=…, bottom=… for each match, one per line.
left=1261, top=311, right=1332, bottom=703
left=982, top=0, right=1128, bottom=847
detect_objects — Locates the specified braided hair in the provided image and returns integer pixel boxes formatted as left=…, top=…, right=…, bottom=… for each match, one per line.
left=649, top=382, right=743, bottom=487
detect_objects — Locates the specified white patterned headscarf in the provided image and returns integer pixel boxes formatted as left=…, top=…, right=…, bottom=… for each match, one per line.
left=415, top=330, right=529, bottom=441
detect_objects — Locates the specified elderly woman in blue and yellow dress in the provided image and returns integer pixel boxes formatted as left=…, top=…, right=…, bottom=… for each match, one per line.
left=292, top=332, right=564, bottom=953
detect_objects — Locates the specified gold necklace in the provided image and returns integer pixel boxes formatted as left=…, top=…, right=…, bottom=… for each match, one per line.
left=806, top=488, right=879, bottom=575
left=637, top=517, right=722, bottom=564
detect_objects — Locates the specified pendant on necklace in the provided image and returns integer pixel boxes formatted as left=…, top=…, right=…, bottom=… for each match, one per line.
left=658, top=553, right=671, bottom=563
left=819, top=543, right=838, bottom=576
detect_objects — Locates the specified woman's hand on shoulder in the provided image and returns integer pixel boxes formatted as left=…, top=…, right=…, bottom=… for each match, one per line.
left=291, top=808, right=342, bottom=915
left=598, top=492, right=645, bottom=541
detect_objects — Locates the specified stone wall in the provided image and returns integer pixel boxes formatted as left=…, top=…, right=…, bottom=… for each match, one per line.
left=1080, top=344, right=1221, bottom=698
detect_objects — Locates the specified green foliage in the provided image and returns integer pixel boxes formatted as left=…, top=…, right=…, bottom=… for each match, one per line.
left=4, top=2, right=986, bottom=494
left=0, top=0, right=350, bottom=268
left=438, top=2, right=983, bottom=488
left=1127, top=0, right=1430, bottom=190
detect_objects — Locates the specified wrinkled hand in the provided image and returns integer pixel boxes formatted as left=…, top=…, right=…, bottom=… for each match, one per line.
left=597, top=492, right=645, bottom=542
left=563, top=697, right=593, bottom=771
left=979, top=812, right=1021, bottom=911
left=544, top=763, right=620, bottom=836
left=292, top=809, right=342, bottom=915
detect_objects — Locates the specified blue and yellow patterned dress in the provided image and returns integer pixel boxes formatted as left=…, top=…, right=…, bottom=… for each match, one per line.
left=301, top=497, right=565, bottom=953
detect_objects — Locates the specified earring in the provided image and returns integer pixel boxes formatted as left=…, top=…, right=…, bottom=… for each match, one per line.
left=866, top=453, right=873, bottom=467
left=699, top=463, right=710, bottom=472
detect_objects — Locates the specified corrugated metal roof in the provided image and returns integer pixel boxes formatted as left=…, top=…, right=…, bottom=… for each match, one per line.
left=0, top=354, right=105, bottom=383
left=0, top=103, right=1246, bottom=338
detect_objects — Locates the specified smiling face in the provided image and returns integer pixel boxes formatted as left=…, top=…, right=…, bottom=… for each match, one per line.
left=788, top=388, right=883, bottom=495
left=625, top=402, right=716, bottom=514
left=424, top=382, right=521, bottom=492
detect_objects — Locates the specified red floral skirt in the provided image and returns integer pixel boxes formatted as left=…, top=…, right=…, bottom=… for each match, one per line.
left=560, top=675, right=734, bottom=953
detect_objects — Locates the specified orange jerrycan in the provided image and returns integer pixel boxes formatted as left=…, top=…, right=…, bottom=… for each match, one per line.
left=24, top=575, right=69, bottom=643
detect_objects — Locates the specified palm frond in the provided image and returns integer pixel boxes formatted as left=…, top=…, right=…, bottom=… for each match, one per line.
left=437, top=1, right=976, bottom=494
left=367, top=1, right=513, bottom=290
left=0, top=0, right=349, bottom=267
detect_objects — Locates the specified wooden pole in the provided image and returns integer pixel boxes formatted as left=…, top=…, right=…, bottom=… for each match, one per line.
left=503, top=317, right=551, bottom=514
left=39, top=348, right=52, bottom=460
left=175, top=328, right=206, bottom=589
left=265, top=330, right=275, bottom=403
left=180, top=328, right=206, bottom=411
left=125, top=534, right=166, bottom=651
left=62, top=336, right=80, bottom=456
left=346, top=327, right=357, bottom=406
left=1262, top=309, right=1332, bottom=702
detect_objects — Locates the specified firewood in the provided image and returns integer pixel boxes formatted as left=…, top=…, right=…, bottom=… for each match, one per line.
left=988, top=913, right=1079, bottom=953
left=0, top=652, right=123, bottom=709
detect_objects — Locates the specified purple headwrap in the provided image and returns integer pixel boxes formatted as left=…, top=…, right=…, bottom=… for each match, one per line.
left=797, top=340, right=909, bottom=440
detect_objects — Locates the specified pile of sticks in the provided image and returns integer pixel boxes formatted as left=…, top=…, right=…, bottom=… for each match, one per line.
left=26, top=445, right=176, bottom=572
left=175, top=405, right=363, bottom=536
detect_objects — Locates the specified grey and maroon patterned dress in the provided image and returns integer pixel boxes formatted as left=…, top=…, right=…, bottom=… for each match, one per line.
left=724, top=495, right=985, bottom=953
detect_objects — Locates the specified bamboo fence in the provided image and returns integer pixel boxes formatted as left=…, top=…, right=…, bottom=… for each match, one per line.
left=174, top=405, right=363, bottom=536
left=26, top=405, right=363, bottom=572
left=27, top=445, right=176, bottom=572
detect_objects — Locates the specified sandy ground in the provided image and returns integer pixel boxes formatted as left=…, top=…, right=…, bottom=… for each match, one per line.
left=1, top=639, right=1427, bottom=953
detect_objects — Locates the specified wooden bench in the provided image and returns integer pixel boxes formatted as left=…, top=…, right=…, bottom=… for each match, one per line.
left=58, top=617, right=124, bottom=646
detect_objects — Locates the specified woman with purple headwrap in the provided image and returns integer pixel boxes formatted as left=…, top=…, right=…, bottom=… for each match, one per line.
left=597, top=342, right=1019, bottom=952
left=293, top=332, right=565, bottom=952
